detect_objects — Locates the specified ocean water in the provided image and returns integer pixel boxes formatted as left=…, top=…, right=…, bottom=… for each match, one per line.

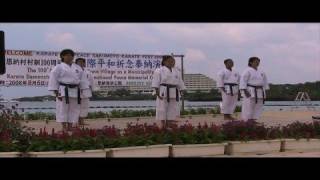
left=2, top=100, right=319, bottom=113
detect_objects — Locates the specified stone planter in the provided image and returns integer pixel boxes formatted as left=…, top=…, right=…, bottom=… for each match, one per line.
left=27, top=151, right=65, bottom=157
left=0, top=152, right=22, bottom=158
left=225, top=140, right=282, bottom=155
left=108, top=144, right=171, bottom=157
left=282, top=139, right=320, bottom=152
left=172, top=143, right=227, bottom=157
left=27, top=149, right=109, bottom=158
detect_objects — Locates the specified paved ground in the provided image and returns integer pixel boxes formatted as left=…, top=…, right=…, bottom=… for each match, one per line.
left=22, top=110, right=319, bottom=132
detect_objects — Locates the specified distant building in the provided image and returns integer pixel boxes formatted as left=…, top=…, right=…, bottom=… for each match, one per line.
left=184, top=74, right=216, bottom=93
left=96, top=73, right=216, bottom=95
left=128, top=73, right=217, bottom=93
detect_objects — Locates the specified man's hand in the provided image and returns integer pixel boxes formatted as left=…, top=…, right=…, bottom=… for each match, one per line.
left=244, top=90, right=251, bottom=98
left=180, top=90, right=185, bottom=96
left=54, top=90, right=63, bottom=101
left=155, top=88, right=163, bottom=100
left=54, top=90, right=59, bottom=96
left=220, top=87, right=226, bottom=94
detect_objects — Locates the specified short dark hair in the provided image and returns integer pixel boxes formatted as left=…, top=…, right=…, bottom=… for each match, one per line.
left=161, top=55, right=174, bottom=66
left=60, top=49, right=75, bottom=60
left=224, top=59, right=233, bottom=64
left=75, top=58, right=86, bottom=64
left=248, top=57, right=260, bottom=67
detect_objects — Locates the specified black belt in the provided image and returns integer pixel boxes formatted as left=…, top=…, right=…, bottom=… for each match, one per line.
left=247, top=84, right=265, bottom=104
left=160, top=83, right=179, bottom=102
left=224, top=83, right=238, bottom=96
left=59, top=83, right=81, bottom=104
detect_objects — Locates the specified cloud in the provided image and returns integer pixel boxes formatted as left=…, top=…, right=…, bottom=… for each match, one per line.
left=82, top=23, right=160, bottom=44
left=2, top=23, right=319, bottom=85
left=151, top=23, right=264, bottom=46
left=151, top=23, right=318, bottom=48
left=185, top=48, right=207, bottom=62
left=182, top=48, right=223, bottom=81
left=44, top=32, right=82, bottom=51
left=151, top=23, right=320, bottom=83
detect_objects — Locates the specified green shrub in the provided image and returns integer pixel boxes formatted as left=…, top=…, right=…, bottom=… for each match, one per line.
left=197, top=108, right=207, bottom=115
left=235, top=106, right=242, bottom=113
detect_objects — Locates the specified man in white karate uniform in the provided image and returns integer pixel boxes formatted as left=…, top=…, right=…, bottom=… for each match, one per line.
left=75, top=58, right=95, bottom=127
left=217, top=59, right=240, bottom=120
left=172, top=58, right=183, bottom=118
left=151, top=55, right=186, bottom=128
left=240, top=57, right=269, bottom=121
left=48, top=49, right=89, bottom=131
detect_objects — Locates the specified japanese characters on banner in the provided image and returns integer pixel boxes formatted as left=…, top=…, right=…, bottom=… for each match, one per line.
left=0, top=50, right=167, bottom=90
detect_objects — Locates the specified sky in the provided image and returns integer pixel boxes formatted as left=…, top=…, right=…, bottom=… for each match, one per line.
left=0, top=23, right=319, bottom=99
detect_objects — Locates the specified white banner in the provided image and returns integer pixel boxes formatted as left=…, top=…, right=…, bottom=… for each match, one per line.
left=0, top=50, right=171, bottom=90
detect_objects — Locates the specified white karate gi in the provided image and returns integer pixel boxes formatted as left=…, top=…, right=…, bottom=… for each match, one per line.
left=80, top=69, right=94, bottom=118
left=240, top=67, right=269, bottom=121
left=48, top=62, right=88, bottom=123
left=152, top=66, right=186, bottom=121
left=217, top=68, right=240, bottom=114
